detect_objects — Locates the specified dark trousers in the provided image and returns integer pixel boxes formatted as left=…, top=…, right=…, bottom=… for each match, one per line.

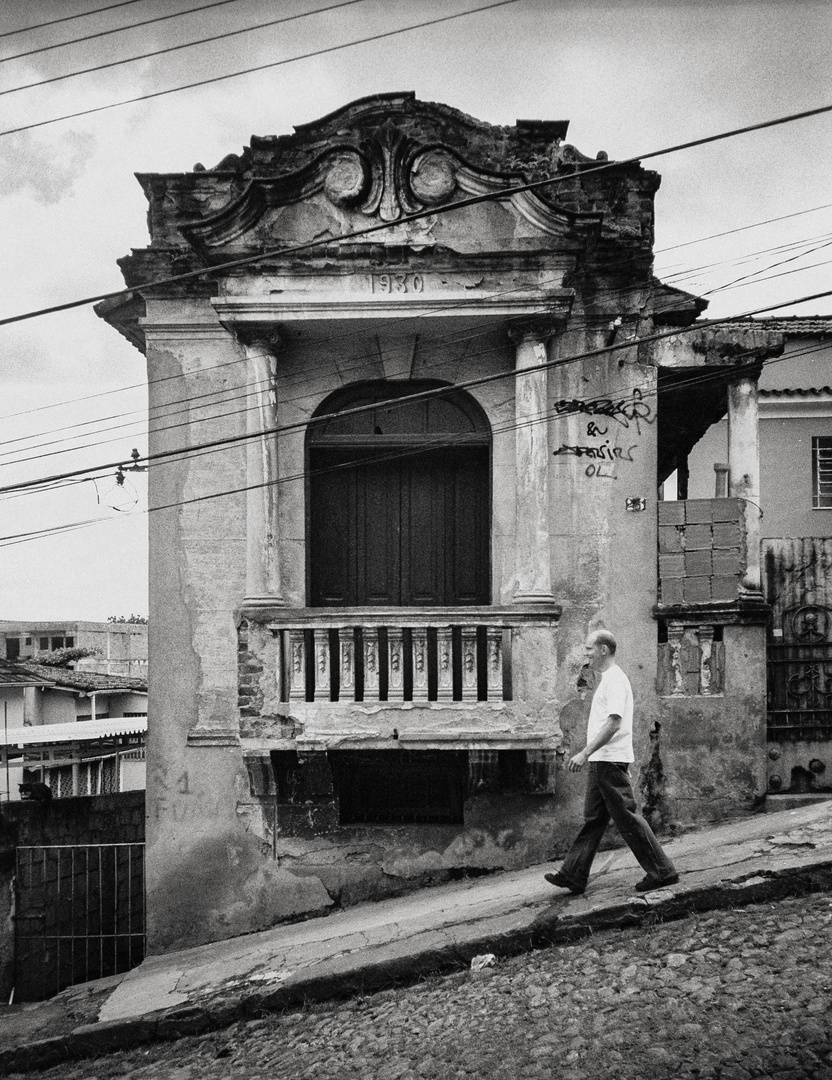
left=559, top=761, right=676, bottom=890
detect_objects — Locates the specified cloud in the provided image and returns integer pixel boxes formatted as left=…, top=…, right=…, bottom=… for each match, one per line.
left=0, top=129, right=96, bottom=204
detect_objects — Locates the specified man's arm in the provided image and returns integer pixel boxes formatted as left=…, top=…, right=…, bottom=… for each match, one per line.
left=568, top=714, right=622, bottom=772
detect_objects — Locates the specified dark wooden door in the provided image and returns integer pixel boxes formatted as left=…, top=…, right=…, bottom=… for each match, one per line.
left=310, top=447, right=489, bottom=606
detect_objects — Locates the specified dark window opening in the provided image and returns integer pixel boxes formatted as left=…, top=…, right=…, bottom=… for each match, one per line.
left=65, top=637, right=74, bottom=648
left=39, top=638, right=49, bottom=650
left=657, top=620, right=668, bottom=644
left=6, top=638, right=20, bottom=660
left=308, top=381, right=491, bottom=608
left=330, top=749, right=467, bottom=825
left=712, top=625, right=724, bottom=642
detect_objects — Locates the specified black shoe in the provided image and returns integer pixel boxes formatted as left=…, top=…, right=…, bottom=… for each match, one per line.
left=544, top=872, right=585, bottom=895
left=634, top=873, right=679, bottom=893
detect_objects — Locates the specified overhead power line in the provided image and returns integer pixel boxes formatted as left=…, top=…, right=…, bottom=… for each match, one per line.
left=3, top=97, right=832, bottom=330
left=0, top=0, right=147, bottom=40
left=1, top=0, right=248, bottom=63
left=0, top=335, right=824, bottom=546
left=0, top=0, right=520, bottom=135
left=2, top=284, right=830, bottom=501
left=0, top=0, right=369, bottom=96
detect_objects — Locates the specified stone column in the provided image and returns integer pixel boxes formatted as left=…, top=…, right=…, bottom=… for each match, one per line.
left=727, top=372, right=761, bottom=594
left=239, top=331, right=284, bottom=606
left=511, top=323, right=556, bottom=604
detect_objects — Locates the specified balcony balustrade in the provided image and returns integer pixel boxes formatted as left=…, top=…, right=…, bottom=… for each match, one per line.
left=270, top=609, right=513, bottom=704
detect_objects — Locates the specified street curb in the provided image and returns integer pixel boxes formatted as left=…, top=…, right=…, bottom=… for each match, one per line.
left=1, top=862, right=831, bottom=1076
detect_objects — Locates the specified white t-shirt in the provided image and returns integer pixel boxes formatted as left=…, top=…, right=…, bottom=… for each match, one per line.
left=586, top=663, right=634, bottom=763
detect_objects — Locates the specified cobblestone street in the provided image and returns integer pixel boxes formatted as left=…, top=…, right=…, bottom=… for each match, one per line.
left=9, top=891, right=832, bottom=1080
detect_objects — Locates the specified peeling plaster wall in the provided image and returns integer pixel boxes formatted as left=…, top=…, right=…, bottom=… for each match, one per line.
left=649, top=624, right=768, bottom=828
left=105, top=98, right=772, bottom=954
left=142, top=301, right=335, bottom=953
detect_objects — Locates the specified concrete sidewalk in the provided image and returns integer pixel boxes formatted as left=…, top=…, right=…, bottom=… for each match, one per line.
left=2, top=799, right=832, bottom=1076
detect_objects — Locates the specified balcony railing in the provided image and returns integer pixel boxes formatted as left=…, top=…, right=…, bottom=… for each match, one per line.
left=269, top=609, right=519, bottom=704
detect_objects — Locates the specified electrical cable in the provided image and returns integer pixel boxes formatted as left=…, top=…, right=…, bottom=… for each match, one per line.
left=653, top=202, right=832, bottom=254
left=0, top=270, right=737, bottom=470
left=0, top=257, right=816, bottom=481
left=1, top=0, right=248, bottom=64
left=0, top=0, right=521, bottom=137
left=0, top=0, right=370, bottom=96
left=4, top=197, right=829, bottom=429
left=2, top=220, right=827, bottom=473
left=0, top=334, right=824, bottom=545
left=2, top=283, right=830, bottom=501
left=4, top=95, right=832, bottom=331
left=0, top=0, right=148, bottom=40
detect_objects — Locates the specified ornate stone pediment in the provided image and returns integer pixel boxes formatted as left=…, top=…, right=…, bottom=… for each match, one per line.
left=178, top=118, right=601, bottom=254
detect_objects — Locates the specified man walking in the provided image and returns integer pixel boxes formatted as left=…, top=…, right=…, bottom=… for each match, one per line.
left=545, top=629, right=678, bottom=895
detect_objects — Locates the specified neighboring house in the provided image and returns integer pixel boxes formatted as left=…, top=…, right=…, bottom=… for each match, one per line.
left=0, top=620, right=148, bottom=677
left=687, top=318, right=832, bottom=802
left=98, top=93, right=783, bottom=953
left=0, top=660, right=147, bottom=801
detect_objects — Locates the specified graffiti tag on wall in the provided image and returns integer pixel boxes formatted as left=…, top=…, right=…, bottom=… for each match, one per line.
left=551, top=389, right=653, bottom=480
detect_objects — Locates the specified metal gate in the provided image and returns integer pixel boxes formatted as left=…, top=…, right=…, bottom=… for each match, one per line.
left=767, top=604, right=832, bottom=741
left=14, top=843, right=145, bottom=1001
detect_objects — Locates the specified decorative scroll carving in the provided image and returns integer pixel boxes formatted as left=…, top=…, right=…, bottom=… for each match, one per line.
left=289, top=630, right=306, bottom=703
left=313, top=629, right=330, bottom=702
left=461, top=626, right=478, bottom=701
left=388, top=628, right=404, bottom=701
left=436, top=628, right=453, bottom=702
left=487, top=627, right=504, bottom=702
left=412, top=628, right=429, bottom=701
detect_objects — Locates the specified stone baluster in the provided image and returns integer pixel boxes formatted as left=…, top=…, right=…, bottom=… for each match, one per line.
left=727, top=372, right=761, bottom=594
left=412, top=629, right=429, bottom=701
left=667, top=622, right=686, bottom=697
left=363, top=628, right=380, bottom=701
left=388, top=628, right=404, bottom=701
left=698, top=624, right=715, bottom=695
left=313, top=628, right=330, bottom=701
left=436, top=628, right=453, bottom=702
left=510, top=323, right=556, bottom=604
left=486, top=626, right=504, bottom=702
left=288, top=630, right=306, bottom=703
left=339, top=629, right=356, bottom=702
left=461, top=626, right=478, bottom=701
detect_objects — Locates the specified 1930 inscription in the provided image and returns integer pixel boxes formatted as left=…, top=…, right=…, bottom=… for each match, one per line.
left=371, top=273, right=424, bottom=294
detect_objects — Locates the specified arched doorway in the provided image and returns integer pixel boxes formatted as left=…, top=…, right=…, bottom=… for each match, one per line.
left=307, top=380, right=491, bottom=607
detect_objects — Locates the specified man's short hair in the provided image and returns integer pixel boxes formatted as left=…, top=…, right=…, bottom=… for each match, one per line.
left=591, top=630, right=617, bottom=655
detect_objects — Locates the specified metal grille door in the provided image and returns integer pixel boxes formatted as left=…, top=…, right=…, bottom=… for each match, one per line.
left=767, top=605, right=832, bottom=741
left=14, top=844, right=145, bottom=1001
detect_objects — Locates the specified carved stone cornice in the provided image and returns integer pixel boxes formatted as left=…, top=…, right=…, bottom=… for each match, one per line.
left=178, top=119, right=603, bottom=255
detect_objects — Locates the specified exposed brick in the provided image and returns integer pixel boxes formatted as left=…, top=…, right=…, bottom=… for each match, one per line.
left=659, top=578, right=684, bottom=605
left=711, top=575, right=739, bottom=601
left=683, top=499, right=713, bottom=524
left=659, top=553, right=685, bottom=579
left=683, top=524, right=713, bottom=551
left=712, top=497, right=741, bottom=522
left=658, top=526, right=683, bottom=553
left=685, top=549, right=712, bottom=577
left=712, top=549, right=741, bottom=575
left=713, top=522, right=742, bottom=548
left=658, top=501, right=685, bottom=526
left=683, top=576, right=712, bottom=603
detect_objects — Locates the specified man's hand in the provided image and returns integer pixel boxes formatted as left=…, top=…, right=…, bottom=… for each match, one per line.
left=568, top=750, right=588, bottom=772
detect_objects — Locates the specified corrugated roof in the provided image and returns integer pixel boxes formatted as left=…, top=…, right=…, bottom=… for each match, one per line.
left=0, top=716, right=147, bottom=748
left=759, top=386, right=832, bottom=397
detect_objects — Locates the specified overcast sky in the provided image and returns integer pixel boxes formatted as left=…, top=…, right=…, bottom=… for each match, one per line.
left=1, top=0, right=831, bottom=621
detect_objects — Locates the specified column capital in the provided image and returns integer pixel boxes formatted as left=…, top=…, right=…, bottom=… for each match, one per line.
left=235, top=323, right=283, bottom=355
left=507, top=317, right=562, bottom=347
